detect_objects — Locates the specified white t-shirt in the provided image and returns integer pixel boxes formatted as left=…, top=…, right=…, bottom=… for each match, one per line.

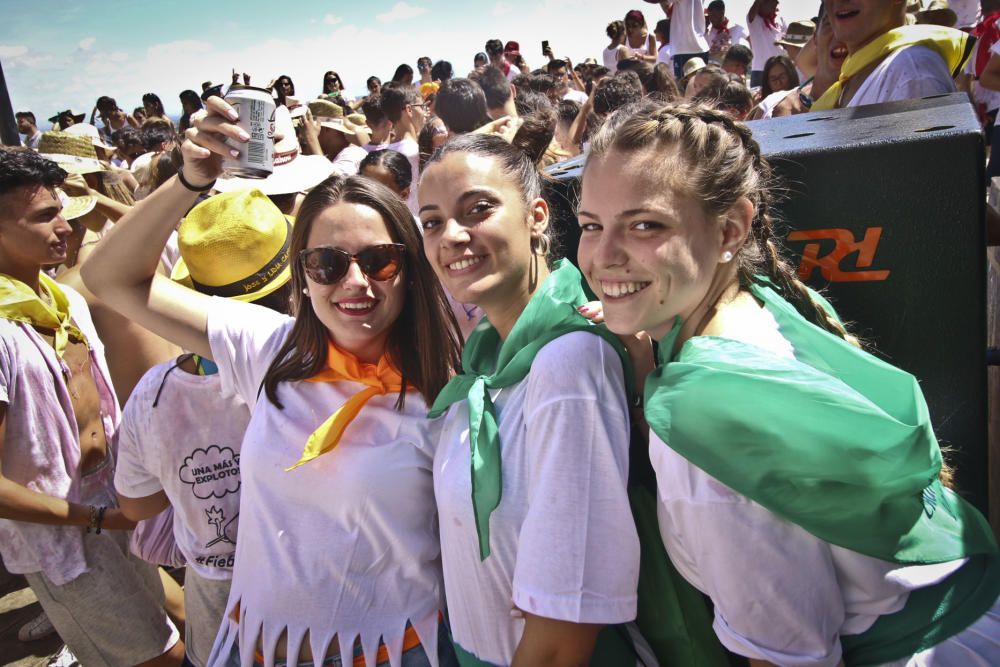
left=951, top=0, right=981, bottom=29
left=204, top=297, right=444, bottom=667
left=747, top=13, right=789, bottom=71
left=433, top=331, right=639, bottom=665
left=848, top=45, right=956, bottom=108
left=657, top=43, right=675, bottom=65
left=706, top=22, right=749, bottom=58
left=331, top=143, right=369, bottom=177
left=387, top=137, right=421, bottom=216
left=562, top=88, right=589, bottom=104
left=114, top=361, right=249, bottom=580
left=650, top=429, right=968, bottom=666
left=671, top=0, right=710, bottom=54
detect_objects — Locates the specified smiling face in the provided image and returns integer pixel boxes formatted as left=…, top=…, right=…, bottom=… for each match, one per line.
left=418, top=151, right=546, bottom=314
left=302, top=202, right=406, bottom=363
left=827, top=0, right=905, bottom=52
left=577, top=149, right=726, bottom=339
left=816, top=11, right=848, bottom=79
left=0, top=185, right=73, bottom=279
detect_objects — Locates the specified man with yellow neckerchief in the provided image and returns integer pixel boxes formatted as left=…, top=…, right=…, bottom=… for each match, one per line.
left=814, top=0, right=973, bottom=110
left=0, top=148, right=184, bottom=667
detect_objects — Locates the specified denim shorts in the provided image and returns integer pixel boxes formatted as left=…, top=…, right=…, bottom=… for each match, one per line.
left=224, top=621, right=458, bottom=667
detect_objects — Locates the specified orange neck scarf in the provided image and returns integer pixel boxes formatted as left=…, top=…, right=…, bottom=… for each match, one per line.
left=287, top=340, right=409, bottom=471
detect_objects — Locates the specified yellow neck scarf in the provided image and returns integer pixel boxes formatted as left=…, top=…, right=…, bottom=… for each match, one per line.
left=287, top=340, right=410, bottom=470
left=0, top=272, right=87, bottom=358
left=812, top=25, right=973, bottom=111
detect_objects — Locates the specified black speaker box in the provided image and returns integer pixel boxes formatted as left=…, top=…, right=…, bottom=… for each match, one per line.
left=545, top=93, right=988, bottom=511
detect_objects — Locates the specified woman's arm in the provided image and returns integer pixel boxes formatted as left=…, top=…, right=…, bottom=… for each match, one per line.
left=568, top=85, right=595, bottom=148
left=117, top=491, right=170, bottom=522
left=511, top=614, right=601, bottom=667
left=81, top=96, right=245, bottom=358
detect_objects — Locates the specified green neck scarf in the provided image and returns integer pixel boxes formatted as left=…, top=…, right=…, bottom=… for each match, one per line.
left=0, top=272, right=88, bottom=358
left=429, top=260, right=632, bottom=560
left=646, top=277, right=997, bottom=564
left=645, top=277, right=1000, bottom=663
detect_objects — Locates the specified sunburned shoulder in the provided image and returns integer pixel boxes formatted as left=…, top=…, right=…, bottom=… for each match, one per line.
left=699, top=290, right=794, bottom=359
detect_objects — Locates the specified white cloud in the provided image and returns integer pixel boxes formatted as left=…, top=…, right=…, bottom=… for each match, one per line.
left=323, top=14, right=343, bottom=25
left=79, top=37, right=96, bottom=50
left=0, top=44, right=28, bottom=58
left=376, top=2, right=427, bottom=22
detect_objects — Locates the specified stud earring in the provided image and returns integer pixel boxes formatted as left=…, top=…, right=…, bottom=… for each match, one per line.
left=721, top=251, right=734, bottom=263
left=302, top=288, right=309, bottom=295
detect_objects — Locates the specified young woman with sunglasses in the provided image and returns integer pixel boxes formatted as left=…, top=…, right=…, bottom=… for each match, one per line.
left=417, top=134, right=643, bottom=666
left=577, top=102, right=1000, bottom=666
left=82, top=96, right=463, bottom=667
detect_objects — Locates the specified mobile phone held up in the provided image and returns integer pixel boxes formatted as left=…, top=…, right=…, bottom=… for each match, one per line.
left=542, top=40, right=550, bottom=56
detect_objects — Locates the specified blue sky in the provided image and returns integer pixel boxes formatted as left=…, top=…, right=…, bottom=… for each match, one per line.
left=1, top=0, right=819, bottom=122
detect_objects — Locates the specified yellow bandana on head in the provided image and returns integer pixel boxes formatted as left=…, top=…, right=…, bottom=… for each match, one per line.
left=287, top=339, right=411, bottom=470
left=0, top=272, right=87, bottom=358
left=812, top=25, right=974, bottom=111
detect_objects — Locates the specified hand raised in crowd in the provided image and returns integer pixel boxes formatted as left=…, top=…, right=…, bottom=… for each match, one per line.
left=182, top=96, right=247, bottom=185
left=473, top=115, right=521, bottom=143
left=61, top=173, right=91, bottom=197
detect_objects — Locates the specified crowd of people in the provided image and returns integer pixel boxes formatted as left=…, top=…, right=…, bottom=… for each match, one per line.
left=3, top=0, right=1000, bottom=666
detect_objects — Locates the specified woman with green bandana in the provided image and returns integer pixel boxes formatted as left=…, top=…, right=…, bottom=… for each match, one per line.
left=577, top=102, right=1000, bottom=666
left=418, top=134, right=723, bottom=667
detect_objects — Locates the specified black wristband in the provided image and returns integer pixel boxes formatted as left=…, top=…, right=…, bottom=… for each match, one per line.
left=177, top=168, right=216, bottom=193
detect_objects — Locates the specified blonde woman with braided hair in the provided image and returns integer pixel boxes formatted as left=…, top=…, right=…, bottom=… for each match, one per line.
left=577, top=102, right=1000, bottom=667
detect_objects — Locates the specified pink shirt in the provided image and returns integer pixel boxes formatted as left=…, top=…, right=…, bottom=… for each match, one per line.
left=0, top=284, right=120, bottom=585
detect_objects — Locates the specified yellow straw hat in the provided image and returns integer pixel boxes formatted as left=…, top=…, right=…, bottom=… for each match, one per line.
left=38, top=132, right=106, bottom=175
left=170, top=189, right=292, bottom=302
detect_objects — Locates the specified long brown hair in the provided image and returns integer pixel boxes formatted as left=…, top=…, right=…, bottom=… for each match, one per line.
left=586, top=102, right=851, bottom=341
left=261, top=175, right=462, bottom=409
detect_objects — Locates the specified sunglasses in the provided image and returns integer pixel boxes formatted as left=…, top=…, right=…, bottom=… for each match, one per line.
left=300, top=244, right=406, bottom=285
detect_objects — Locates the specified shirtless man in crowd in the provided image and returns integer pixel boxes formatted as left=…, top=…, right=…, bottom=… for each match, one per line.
left=0, top=148, right=183, bottom=667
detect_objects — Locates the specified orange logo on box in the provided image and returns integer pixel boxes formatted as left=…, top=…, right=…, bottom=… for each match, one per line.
left=786, top=227, right=891, bottom=283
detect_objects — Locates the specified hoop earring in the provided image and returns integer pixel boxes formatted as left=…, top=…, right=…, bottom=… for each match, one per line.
left=530, top=234, right=550, bottom=257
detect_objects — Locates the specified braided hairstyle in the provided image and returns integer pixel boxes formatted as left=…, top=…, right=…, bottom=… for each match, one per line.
left=586, top=102, right=851, bottom=341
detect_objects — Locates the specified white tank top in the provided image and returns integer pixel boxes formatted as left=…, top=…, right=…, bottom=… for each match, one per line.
left=603, top=46, right=623, bottom=72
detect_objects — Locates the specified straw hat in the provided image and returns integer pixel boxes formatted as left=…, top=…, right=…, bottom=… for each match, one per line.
left=56, top=189, right=97, bottom=221
left=47, top=110, right=86, bottom=125
left=38, top=132, right=105, bottom=175
left=307, top=100, right=357, bottom=135
left=916, top=0, right=957, bottom=26
left=682, top=57, right=708, bottom=79
left=215, top=106, right=334, bottom=196
left=170, top=189, right=292, bottom=302
left=63, top=123, right=115, bottom=150
left=776, top=21, right=816, bottom=48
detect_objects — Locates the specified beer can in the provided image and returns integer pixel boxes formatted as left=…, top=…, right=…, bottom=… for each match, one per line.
left=222, top=85, right=275, bottom=178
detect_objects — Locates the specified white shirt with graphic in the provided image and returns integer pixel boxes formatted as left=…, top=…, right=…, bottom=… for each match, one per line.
left=115, top=360, right=249, bottom=580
